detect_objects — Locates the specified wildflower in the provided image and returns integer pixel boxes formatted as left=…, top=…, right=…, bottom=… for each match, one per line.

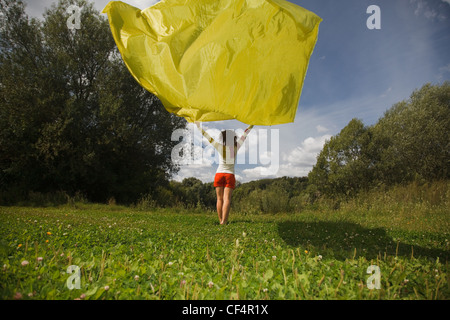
left=17, top=244, right=22, bottom=248
left=317, top=255, right=323, bottom=261
left=21, top=260, right=29, bottom=266
left=80, top=294, right=86, bottom=299
left=134, top=275, right=139, bottom=281
left=37, top=257, right=43, bottom=262
left=263, top=288, right=268, bottom=292
left=272, top=256, right=277, bottom=261
left=47, top=232, right=52, bottom=235
left=304, top=250, right=309, bottom=254
left=13, top=292, right=22, bottom=300
left=168, top=261, right=173, bottom=266
left=208, top=281, right=214, bottom=288
left=104, top=286, right=110, bottom=291
left=180, top=280, right=186, bottom=287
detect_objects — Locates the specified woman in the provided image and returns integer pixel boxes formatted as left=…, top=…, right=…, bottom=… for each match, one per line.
left=195, top=122, right=254, bottom=225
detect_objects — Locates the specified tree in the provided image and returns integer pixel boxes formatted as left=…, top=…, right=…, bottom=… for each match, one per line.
left=0, top=0, right=50, bottom=197
left=0, top=0, right=186, bottom=204
left=308, top=119, right=375, bottom=198
left=373, top=82, right=450, bottom=184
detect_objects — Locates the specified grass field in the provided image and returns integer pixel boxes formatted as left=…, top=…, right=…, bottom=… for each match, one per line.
left=0, top=204, right=448, bottom=300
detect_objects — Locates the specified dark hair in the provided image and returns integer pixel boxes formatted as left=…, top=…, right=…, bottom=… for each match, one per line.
left=221, top=130, right=237, bottom=148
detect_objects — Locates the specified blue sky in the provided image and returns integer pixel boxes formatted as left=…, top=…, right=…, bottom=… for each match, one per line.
left=24, top=0, right=450, bottom=182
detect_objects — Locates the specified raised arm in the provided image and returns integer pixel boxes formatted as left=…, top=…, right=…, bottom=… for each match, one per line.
left=237, top=125, right=254, bottom=148
left=195, top=121, right=220, bottom=148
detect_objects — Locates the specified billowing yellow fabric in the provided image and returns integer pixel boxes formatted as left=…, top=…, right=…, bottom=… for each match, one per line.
left=102, top=0, right=321, bottom=125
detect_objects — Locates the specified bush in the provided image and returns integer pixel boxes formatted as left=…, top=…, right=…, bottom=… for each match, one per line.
left=0, top=190, right=88, bottom=207
left=135, top=193, right=158, bottom=211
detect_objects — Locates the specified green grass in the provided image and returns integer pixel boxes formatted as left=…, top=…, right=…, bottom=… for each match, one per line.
left=0, top=204, right=448, bottom=300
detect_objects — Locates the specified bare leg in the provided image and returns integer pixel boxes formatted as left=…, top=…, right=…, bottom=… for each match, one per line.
left=221, top=187, right=233, bottom=225
left=215, top=187, right=224, bottom=224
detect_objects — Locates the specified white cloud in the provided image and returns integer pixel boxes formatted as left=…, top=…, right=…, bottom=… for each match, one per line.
left=275, top=135, right=331, bottom=177
left=440, top=63, right=450, bottom=72
left=283, top=135, right=331, bottom=167
left=274, top=164, right=313, bottom=178
left=380, top=86, right=392, bottom=98
left=122, top=0, right=160, bottom=9
left=22, top=0, right=160, bottom=18
left=410, top=0, right=447, bottom=21
left=241, top=167, right=266, bottom=180
left=239, top=134, right=331, bottom=181
left=172, top=163, right=214, bottom=183
left=438, top=63, right=450, bottom=80
left=316, top=125, right=328, bottom=133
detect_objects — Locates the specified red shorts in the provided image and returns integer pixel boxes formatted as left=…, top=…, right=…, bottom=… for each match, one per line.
left=214, top=173, right=236, bottom=189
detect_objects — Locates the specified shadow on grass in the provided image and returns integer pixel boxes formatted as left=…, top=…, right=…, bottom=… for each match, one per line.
left=277, top=221, right=449, bottom=261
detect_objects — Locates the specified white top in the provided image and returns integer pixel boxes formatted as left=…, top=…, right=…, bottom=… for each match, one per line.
left=196, top=123, right=253, bottom=174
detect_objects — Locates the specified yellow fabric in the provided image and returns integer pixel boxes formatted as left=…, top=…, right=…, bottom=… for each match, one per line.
left=102, top=0, right=321, bottom=126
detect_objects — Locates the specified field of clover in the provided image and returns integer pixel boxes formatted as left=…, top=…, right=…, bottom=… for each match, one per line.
left=0, top=205, right=448, bottom=300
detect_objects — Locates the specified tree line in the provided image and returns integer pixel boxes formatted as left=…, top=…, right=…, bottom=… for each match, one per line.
left=308, top=82, right=449, bottom=200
